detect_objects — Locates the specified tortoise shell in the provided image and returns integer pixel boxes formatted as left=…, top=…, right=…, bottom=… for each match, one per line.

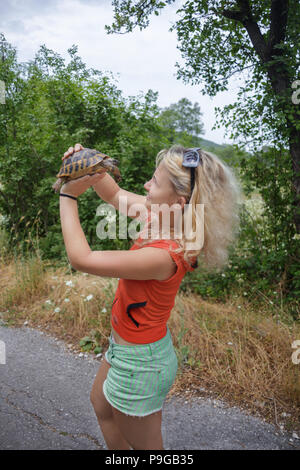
left=52, top=148, right=121, bottom=192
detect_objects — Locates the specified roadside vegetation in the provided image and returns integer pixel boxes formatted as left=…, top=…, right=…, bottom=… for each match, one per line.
left=1, top=219, right=299, bottom=435
left=0, top=33, right=299, bottom=438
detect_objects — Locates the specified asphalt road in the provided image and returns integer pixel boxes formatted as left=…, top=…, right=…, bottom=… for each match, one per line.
left=0, top=324, right=299, bottom=450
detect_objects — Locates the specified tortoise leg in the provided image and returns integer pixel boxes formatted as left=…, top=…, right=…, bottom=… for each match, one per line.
left=52, top=178, right=64, bottom=193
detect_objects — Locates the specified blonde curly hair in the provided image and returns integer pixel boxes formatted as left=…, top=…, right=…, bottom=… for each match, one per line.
left=135, top=144, right=243, bottom=272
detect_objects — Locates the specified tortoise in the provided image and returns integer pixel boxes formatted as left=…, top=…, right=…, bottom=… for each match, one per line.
left=52, top=148, right=121, bottom=193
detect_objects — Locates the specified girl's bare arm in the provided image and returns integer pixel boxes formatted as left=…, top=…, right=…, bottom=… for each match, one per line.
left=92, top=173, right=147, bottom=219
left=59, top=196, right=175, bottom=280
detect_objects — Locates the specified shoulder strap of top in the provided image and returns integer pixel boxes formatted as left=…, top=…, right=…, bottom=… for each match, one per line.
left=133, top=209, right=197, bottom=271
left=136, top=238, right=196, bottom=273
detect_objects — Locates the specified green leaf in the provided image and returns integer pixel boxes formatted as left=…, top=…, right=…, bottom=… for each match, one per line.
left=79, top=336, right=92, bottom=346
left=94, top=346, right=102, bottom=355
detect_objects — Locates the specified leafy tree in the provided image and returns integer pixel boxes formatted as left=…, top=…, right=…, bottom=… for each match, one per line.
left=0, top=35, right=165, bottom=259
left=159, top=97, right=204, bottom=146
left=106, top=0, right=300, bottom=228
left=106, top=0, right=300, bottom=299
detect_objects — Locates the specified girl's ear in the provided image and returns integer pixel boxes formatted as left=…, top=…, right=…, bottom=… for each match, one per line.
left=178, top=196, right=187, bottom=209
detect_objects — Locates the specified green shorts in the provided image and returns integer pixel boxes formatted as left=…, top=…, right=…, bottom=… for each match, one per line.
left=103, top=326, right=178, bottom=417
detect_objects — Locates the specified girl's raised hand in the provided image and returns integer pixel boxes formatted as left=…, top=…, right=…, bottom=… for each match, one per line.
left=60, top=143, right=106, bottom=197
left=62, top=143, right=84, bottom=160
left=60, top=174, right=105, bottom=198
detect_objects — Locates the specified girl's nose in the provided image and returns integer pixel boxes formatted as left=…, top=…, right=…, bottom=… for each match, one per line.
left=144, top=180, right=151, bottom=191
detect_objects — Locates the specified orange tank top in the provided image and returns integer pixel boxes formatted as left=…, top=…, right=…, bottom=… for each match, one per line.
left=110, top=237, right=196, bottom=344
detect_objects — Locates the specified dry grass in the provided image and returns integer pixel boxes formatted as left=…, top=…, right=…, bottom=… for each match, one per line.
left=168, top=292, right=300, bottom=433
left=0, top=254, right=118, bottom=346
left=1, top=254, right=300, bottom=434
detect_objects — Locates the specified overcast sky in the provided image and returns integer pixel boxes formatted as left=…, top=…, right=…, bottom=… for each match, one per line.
left=1, top=0, right=241, bottom=145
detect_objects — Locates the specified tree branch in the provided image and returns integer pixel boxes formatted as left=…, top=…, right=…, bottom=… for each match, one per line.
left=221, top=0, right=291, bottom=95
left=222, top=0, right=269, bottom=62
left=222, top=9, right=244, bottom=22
left=222, top=0, right=251, bottom=23
left=267, top=0, right=289, bottom=52
left=213, top=64, right=255, bottom=84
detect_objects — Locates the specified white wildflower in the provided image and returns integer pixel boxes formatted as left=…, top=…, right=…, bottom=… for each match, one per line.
left=54, top=307, right=61, bottom=313
left=45, top=300, right=52, bottom=305
left=221, top=273, right=226, bottom=277
left=65, top=280, right=74, bottom=287
left=64, top=298, right=70, bottom=303
left=101, top=307, right=107, bottom=313
left=227, top=342, right=233, bottom=346
left=85, top=294, right=93, bottom=302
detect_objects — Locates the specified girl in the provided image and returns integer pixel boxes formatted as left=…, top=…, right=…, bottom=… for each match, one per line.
left=59, top=142, right=241, bottom=450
